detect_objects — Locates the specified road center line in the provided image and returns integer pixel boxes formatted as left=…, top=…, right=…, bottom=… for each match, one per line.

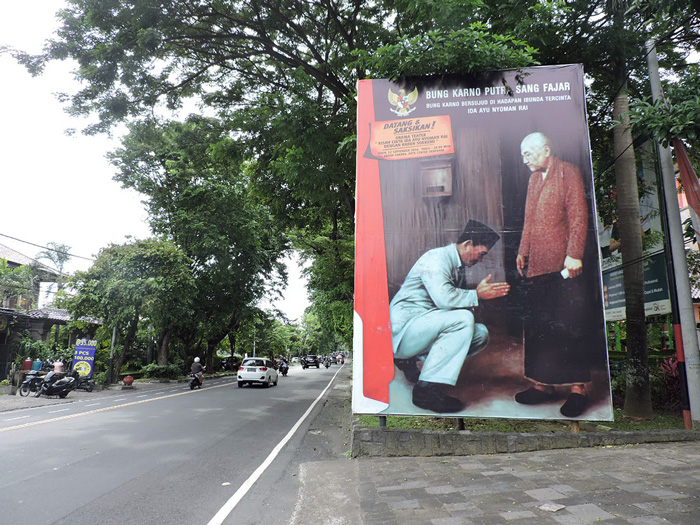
left=0, top=382, right=231, bottom=433
left=207, top=365, right=345, bottom=525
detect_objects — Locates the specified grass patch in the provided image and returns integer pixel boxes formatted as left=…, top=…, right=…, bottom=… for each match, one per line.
left=358, top=409, right=686, bottom=433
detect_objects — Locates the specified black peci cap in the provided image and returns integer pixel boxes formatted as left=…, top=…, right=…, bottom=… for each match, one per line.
left=457, top=219, right=500, bottom=250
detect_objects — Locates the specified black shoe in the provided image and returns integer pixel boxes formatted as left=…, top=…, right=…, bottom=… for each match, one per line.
left=560, top=393, right=588, bottom=418
left=412, top=381, right=464, bottom=413
left=394, top=358, right=420, bottom=383
left=515, top=386, right=556, bottom=405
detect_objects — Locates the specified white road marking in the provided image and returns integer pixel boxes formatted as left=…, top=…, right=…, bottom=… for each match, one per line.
left=207, top=365, right=345, bottom=525
left=1, top=382, right=232, bottom=432
left=48, top=408, right=70, bottom=413
left=85, top=403, right=101, bottom=407
left=3, top=415, right=30, bottom=421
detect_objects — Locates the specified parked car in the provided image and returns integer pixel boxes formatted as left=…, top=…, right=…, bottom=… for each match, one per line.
left=237, top=358, right=278, bottom=388
left=302, top=355, right=320, bottom=369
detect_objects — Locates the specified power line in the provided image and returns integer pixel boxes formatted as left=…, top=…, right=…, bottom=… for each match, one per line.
left=0, top=232, right=95, bottom=262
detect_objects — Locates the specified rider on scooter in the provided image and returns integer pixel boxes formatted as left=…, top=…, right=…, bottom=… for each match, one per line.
left=191, top=357, right=205, bottom=385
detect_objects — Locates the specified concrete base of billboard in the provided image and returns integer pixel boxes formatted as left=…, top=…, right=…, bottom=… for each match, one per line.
left=351, top=426, right=700, bottom=457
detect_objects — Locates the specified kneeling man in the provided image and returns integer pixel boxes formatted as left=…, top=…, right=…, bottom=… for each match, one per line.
left=390, top=220, right=510, bottom=412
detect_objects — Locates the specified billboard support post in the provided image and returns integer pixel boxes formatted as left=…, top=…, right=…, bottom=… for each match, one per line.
left=646, top=40, right=698, bottom=428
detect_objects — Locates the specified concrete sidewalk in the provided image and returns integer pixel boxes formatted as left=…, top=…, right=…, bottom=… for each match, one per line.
left=292, top=369, right=700, bottom=524
left=351, top=441, right=700, bottom=524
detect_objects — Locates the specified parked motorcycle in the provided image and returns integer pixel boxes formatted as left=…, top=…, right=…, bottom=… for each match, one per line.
left=18, top=370, right=44, bottom=397
left=35, top=371, right=77, bottom=399
left=73, top=371, right=95, bottom=392
left=189, top=372, right=202, bottom=389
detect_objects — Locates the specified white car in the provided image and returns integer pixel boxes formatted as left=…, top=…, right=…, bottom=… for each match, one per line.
left=237, top=358, right=278, bottom=388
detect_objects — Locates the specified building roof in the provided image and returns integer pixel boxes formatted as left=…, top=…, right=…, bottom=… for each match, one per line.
left=0, top=242, right=59, bottom=277
left=22, top=307, right=101, bottom=325
left=23, top=307, right=73, bottom=322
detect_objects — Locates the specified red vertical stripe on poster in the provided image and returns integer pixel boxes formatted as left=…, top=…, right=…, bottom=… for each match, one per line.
left=356, top=79, right=394, bottom=403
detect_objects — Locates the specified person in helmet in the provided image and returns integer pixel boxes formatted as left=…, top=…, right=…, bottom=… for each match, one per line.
left=191, top=357, right=205, bottom=385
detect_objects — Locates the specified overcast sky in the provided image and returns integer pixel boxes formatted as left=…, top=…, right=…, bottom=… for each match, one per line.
left=0, top=1, right=309, bottom=322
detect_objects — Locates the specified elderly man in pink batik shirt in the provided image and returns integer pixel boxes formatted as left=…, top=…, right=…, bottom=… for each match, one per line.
left=515, top=132, right=592, bottom=418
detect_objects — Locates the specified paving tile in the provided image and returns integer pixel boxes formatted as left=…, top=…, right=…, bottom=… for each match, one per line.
left=525, top=487, right=568, bottom=501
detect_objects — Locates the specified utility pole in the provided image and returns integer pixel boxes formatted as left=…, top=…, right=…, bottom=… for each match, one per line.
left=108, top=325, right=117, bottom=384
left=646, top=40, right=700, bottom=427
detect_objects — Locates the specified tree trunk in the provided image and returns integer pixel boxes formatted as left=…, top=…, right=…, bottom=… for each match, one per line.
left=114, top=310, right=140, bottom=380
left=157, top=329, right=172, bottom=366
left=611, top=11, right=652, bottom=417
left=206, top=339, right=217, bottom=371
left=228, top=332, right=237, bottom=358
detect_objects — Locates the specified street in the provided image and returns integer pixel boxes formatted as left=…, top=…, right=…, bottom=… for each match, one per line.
left=0, top=364, right=352, bottom=525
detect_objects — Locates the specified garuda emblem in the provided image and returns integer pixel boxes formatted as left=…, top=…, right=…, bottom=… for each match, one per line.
left=388, top=87, right=418, bottom=116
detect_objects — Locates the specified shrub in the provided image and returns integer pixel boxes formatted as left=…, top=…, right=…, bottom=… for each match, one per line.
left=93, top=372, right=108, bottom=385
left=140, top=363, right=182, bottom=380
left=651, top=357, right=681, bottom=411
left=610, top=357, right=682, bottom=411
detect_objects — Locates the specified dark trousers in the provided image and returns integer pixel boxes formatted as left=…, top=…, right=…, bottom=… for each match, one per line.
left=521, top=272, right=596, bottom=385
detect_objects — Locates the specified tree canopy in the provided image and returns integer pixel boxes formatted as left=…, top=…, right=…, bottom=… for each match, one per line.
left=10, top=1, right=700, bottom=407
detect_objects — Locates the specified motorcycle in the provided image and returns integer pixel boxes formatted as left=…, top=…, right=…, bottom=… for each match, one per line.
left=73, top=371, right=95, bottom=392
left=279, top=363, right=289, bottom=377
left=18, top=370, right=44, bottom=397
left=189, top=372, right=203, bottom=389
left=324, top=360, right=330, bottom=369
left=35, top=371, right=77, bottom=399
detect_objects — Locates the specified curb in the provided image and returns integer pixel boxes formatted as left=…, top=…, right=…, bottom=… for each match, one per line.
left=351, top=426, right=700, bottom=457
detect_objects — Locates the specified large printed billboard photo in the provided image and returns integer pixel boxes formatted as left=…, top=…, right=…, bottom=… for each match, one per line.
left=354, top=65, right=613, bottom=421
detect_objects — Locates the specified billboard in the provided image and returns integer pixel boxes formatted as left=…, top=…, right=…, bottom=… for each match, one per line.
left=72, top=338, right=97, bottom=377
left=599, top=149, right=672, bottom=320
left=354, top=65, right=613, bottom=421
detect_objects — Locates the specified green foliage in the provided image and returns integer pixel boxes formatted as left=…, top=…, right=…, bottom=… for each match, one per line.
left=0, top=259, right=39, bottom=309
left=628, top=68, right=700, bottom=147
left=140, top=362, right=183, bottom=380
left=611, top=357, right=682, bottom=411
left=111, top=116, right=288, bottom=356
left=20, top=0, right=700, bottom=379
left=65, top=238, right=195, bottom=368
left=357, top=25, right=536, bottom=80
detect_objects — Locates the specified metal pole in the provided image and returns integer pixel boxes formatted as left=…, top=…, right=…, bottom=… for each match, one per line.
left=108, top=325, right=117, bottom=385
left=646, top=40, right=699, bottom=427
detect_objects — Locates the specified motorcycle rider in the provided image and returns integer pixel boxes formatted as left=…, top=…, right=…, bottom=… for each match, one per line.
left=278, top=358, right=289, bottom=376
left=191, top=357, right=205, bottom=386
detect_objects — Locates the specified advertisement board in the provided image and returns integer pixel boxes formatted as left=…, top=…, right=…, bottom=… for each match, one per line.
left=598, top=150, right=672, bottom=320
left=72, top=338, right=97, bottom=377
left=354, top=65, right=613, bottom=420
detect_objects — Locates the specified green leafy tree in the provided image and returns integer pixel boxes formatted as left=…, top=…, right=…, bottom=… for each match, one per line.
left=66, top=238, right=195, bottom=379
left=109, top=115, right=288, bottom=370
left=17, top=0, right=540, bottom=351
left=0, top=260, right=38, bottom=309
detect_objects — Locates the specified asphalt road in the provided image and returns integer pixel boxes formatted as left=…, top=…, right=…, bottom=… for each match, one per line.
left=0, top=364, right=352, bottom=525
